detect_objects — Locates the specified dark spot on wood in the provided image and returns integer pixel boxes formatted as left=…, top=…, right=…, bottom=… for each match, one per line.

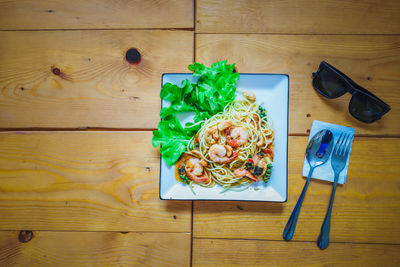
left=173, top=215, right=177, bottom=220
left=129, top=96, right=140, bottom=101
left=196, top=20, right=201, bottom=23
left=121, top=89, right=125, bottom=92
left=86, top=58, right=91, bottom=62
left=237, top=205, right=243, bottom=210
left=125, top=48, right=141, bottom=65
left=306, top=113, right=311, bottom=118
left=145, top=167, right=151, bottom=172
left=52, top=67, right=61, bottom=76
left=20, top=87, right=24, bottom=91
left=306, top=129, right=310, bottom=134
left=76, top=17, right=80, bottom=20
left=306, top=62, right=312, bottom=66
left=50, top=65, right=72, bottom=81
left=65, top=201, right=68, bottom=205
left=46, top=9, right=55, bottom=13
left=367, top=76, right=372, bottom=81
left=120, top=232, right=128, bottom=234
left=19, top=231, right=33, bottom=243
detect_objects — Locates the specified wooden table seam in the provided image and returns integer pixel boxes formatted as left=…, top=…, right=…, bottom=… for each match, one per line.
left=0, top=28, right=195, bottom=32
left=192, top=236, right=400, bottom=246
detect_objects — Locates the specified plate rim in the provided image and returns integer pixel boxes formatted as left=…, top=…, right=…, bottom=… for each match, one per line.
left=158, top=73, right=289, bottom=202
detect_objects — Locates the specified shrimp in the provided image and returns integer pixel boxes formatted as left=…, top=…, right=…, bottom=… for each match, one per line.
left=234, top=168, right=258, bottom=182
left=226, top=127, right=248, bottom=148
left=205, top=126, right=219, bottom=144
left=208, top=144, right=239, bottom=164
left=242, top=91, right=256, bottom=102
left=185, top=158, right=209, bottom=183
left=218, top=121, right=232, bottom=131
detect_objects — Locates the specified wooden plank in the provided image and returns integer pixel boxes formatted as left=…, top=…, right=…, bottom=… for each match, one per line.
left=0, top=0, right=193, bottom=30
left=193, top=136, right=400, bottom=244
left=0, top=231, right=191, bottom=266
left=196, top=0, right=400, bottom=34
left=0, top=131, right=191, bottom=231
left=0, top=30, right=193, bottom=129
left=196, top=34, right=400, bottom=136
left=193, top=238, right=400, bottom=267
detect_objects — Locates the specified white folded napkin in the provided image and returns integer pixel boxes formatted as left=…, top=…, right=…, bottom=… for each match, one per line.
left=302, top=120, right=355, bottom=184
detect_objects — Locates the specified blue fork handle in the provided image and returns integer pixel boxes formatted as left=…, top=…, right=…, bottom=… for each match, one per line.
left=283, top=167, right=314, bottom=241
left=317, top=173, right=339, bottom=249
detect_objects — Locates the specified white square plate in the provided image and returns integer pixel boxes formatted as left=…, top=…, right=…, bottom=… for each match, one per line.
left=159, top=73, right=289, bottom=202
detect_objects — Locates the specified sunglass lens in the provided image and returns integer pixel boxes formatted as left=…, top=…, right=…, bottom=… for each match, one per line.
left=349, top=92, right=384, bottom=123
left=314, top=68, right=348, bottom=98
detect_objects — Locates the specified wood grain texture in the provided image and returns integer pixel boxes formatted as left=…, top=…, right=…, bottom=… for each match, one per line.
left=0, top=131, right=191, bottom=231
left=193, top=238, right=400, bottom=267
left=196, top=0, right=400, bottom=34
left=193, top=136, right=400, bottom=244
left=0, top=0, right=193, bottom=30
left=0, top=30, right=193, bottom=129
left=0, top=231, right=191, bottom=266
left=196, top=34, right=400, bottom=135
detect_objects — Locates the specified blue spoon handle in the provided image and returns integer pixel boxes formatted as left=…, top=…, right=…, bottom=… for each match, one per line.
left=317, top=173, right=339, bottom=249
left=283, top=167, right=314, bottom=241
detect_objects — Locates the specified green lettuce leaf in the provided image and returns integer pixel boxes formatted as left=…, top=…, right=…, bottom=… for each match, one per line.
left=152, top=115, right=191, bottom=166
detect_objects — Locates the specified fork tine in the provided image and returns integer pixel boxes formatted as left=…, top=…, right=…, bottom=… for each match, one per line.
left=343, top=134, right=353, bottom=158
left=333, top=133, right=344, bottom=155
left=340, top=134, right=350, bottom=156
left=337, top=133, right=346, bottom=155
left=339, top=134, right=348, bottom=155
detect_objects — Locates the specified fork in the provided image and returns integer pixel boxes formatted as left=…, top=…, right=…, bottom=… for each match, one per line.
left=317, top=133, right=352, bottom=249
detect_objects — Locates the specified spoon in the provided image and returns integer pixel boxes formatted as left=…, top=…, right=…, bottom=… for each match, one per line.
left=283, top=129, right=334, bottom=241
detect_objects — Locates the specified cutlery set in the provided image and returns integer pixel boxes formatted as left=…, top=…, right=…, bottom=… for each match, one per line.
left=283, top=129, right=353, bottom=249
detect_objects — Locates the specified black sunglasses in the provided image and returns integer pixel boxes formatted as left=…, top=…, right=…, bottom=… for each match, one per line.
left=312, top=61, right=391, bottom=123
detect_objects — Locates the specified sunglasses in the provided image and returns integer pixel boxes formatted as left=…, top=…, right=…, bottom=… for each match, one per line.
left=312, top=61, right=391, bottom=123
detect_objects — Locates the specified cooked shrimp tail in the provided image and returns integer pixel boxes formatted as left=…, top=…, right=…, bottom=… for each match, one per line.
left=187, top=173, right=209, bottom=183
left=234, top=168, right=259, bottom=182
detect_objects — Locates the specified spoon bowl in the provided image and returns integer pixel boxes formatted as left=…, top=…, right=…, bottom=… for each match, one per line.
left=307, top=129, right=334, bottom=167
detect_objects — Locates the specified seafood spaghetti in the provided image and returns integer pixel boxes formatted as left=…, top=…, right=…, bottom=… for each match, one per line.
left=176, top=91, right=274, bottom=192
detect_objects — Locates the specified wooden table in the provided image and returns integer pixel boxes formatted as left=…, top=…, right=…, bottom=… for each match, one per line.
left=0, top=0, right=399, bottom=266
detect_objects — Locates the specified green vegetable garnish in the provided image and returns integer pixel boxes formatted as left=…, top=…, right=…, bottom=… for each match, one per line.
left=263, top=164, right=273, bottom=183
left=258, top=105, right=267, bottom=119
left=178, top=165, right=190, bottom=184
left=152, top=60, right=240, bottom=165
